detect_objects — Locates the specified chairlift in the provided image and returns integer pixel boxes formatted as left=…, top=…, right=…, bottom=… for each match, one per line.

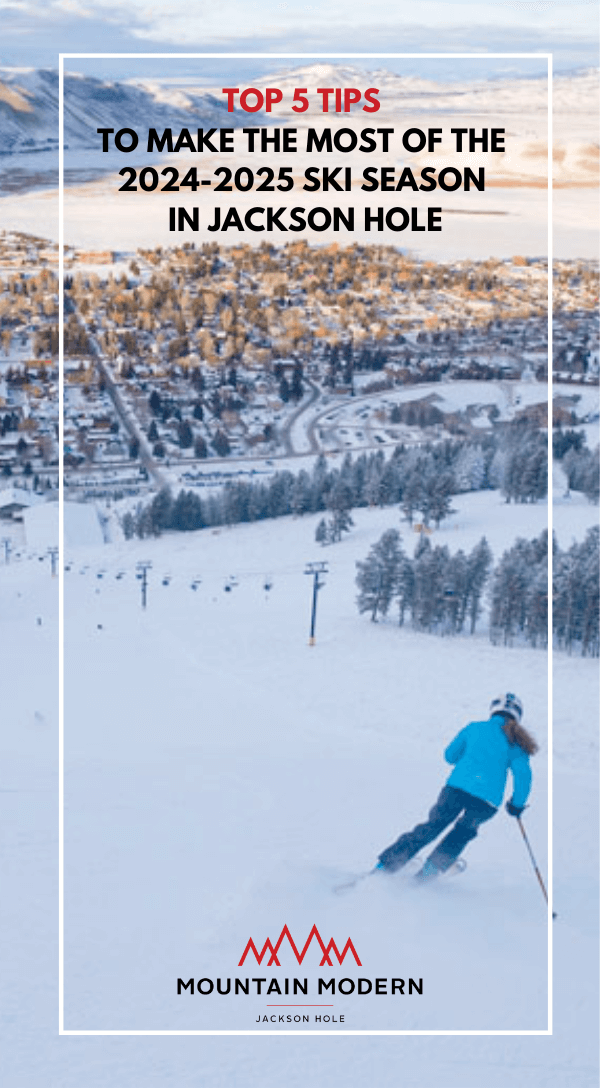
left=162, top=575, right=171, bottom=586
left=115, top=571, right=125, bottom=580
left=191, top=578, right=201, bottom=591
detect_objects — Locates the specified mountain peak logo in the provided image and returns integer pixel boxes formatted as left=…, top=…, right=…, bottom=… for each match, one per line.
left=238, top=924, right=362, bottom=967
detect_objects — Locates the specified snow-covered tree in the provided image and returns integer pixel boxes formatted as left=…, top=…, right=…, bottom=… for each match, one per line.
left=356, top=528, right=405, bottom=622
left=315, top=517, right=330, bottom=546
left=453, top=444, right=486, bottom=493
left=466, top=536, right=493, bottom=633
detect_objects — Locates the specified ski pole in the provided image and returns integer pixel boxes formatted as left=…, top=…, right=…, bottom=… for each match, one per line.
left=517, top=817, right=556, bottom=918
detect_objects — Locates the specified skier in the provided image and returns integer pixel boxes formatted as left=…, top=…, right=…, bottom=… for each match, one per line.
left=376, top=693, right=538, bottom=883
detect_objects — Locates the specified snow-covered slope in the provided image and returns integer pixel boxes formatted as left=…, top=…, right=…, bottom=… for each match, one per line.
left=1, top=488, right=597, bottom=1079
left=219, top=64, right=598, bottom=188
left=0, top=68, right=251, bottom=155
left=256, top=62, right=597, bottom=117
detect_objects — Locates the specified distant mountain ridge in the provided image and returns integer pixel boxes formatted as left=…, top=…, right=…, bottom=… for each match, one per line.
left=252, top=62, right=598, bottom=115
left=0, top=65, right=596, bottom=194
left=0, top=68, right=252, bottom=155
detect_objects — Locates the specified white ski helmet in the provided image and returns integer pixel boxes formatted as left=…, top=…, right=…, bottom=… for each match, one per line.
left=490, top=693, right=523, bottom=724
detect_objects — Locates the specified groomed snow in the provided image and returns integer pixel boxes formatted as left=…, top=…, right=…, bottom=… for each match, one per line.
left=23, top=501, right=104, bottom=549
left=1, top=487, right=597, bottom=1083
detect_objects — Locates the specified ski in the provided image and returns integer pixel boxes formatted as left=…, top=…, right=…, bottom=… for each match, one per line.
left=333, top=858, right=420, bottom=894
left=333, top=857, right=466, bottom=895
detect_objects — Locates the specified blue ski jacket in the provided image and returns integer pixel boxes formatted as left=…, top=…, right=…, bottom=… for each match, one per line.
left=444, top=714, right=532, bottom=809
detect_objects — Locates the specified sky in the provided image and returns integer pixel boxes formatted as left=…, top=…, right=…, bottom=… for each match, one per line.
left=0, top=0, right=598, bottom=81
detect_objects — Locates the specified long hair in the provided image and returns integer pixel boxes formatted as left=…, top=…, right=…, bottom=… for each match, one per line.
left=501, top=714, right=539, bottom=756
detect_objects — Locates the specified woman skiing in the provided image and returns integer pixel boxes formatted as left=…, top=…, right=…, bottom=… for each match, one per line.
left=376, top=693, right=538, bottom=883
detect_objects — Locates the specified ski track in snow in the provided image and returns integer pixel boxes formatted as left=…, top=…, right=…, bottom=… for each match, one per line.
left=1, top=488, right=598, bottom=1085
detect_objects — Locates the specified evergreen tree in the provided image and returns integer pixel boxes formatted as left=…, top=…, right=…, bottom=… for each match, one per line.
left=377, top=459, right=401, bottom=506
left=411, top=539, right=452, bottom=631
left=315, top=517, right=330, bottom=546
left=584, top=452, right=600, bottom=504
left=396, top=548, right=414, bottom=627
left=267, top=471, right=294, bottom=518
left=400, top=468, right=422, bottom=525
left=490, top=537, right=536, bottom=644
left=292, top=470, right=312, bottom=516
left=212, top=429, right=231, bottom=457
left=554, top=527, right=599, bottom=656
left=326, top=479, right=354, bottom=542
left=171, top=490, right=204, bottom=531
left=501, top=427, right=547, bottom=503
left=466, top=537, right=493, bottom=634
left=423, top=471, right=455, bottom=529
left=121, top=511, right=135, bottom=539
left=194, top=434, right=208, bottom=458
left=149, top=389, right=162, bottom=415
left=453, top=444, right=485, bottom=493
left=444, top=549, right=469, bottom=633
left=311, top=454, right=329, bottom=511
left=290, top=363, right=304, bottom=401
left=248, top=482, right=269, bottom=522
left=178, top=420, right=193, bottom=449
left=356, top=529, right=404, bottom=622
left=578, top=527, right=600, bottom=656
left=525, top=565, right=548, bottom=648
left=148, top=487, right=173, bottom=535
left=329, top=507, right=354, bottom=543
left=520, top=444, right=547, bottom=503
left=563, top=445, right=600, bottom=503
left=279, top=375, right=290, bottom=403
left=363, top=452, right=385, bottom=506
left=553, top=427, right=584, bottom=460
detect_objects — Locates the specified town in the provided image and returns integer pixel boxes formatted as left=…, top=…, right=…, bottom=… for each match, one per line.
left=0, top=230, right=597, bottom=507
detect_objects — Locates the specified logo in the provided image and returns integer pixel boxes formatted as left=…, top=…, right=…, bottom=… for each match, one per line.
left=238, top=924, right=362, bottom=967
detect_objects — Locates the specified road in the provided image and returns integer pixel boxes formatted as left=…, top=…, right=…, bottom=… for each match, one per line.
left=61, top=375, right=556, bottom=494
left=277, top=379, right=321, bottom=456
left=65, top=295, right=167, bottom=489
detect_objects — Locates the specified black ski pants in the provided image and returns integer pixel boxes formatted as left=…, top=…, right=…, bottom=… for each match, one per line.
left=378, top=785, right=497, bottom=873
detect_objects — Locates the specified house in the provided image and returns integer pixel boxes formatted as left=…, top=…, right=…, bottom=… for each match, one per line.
left=0, top=487, right=42, bottom=521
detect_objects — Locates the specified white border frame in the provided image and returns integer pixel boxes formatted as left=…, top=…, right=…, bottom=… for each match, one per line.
left=58, top=51, right=553, bottom=1037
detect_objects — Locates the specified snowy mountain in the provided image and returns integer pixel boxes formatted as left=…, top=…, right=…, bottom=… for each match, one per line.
left=253, top=62, right=598, bottom=117
left=220, top=63, right=598, bottom=188
left=1, top=64, right=596, bottom=157
left=256, top=62, right=550, bottom=113
left=0, top=63, right=596, bottom=201
left=0, top=68, right=252, bottom=155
